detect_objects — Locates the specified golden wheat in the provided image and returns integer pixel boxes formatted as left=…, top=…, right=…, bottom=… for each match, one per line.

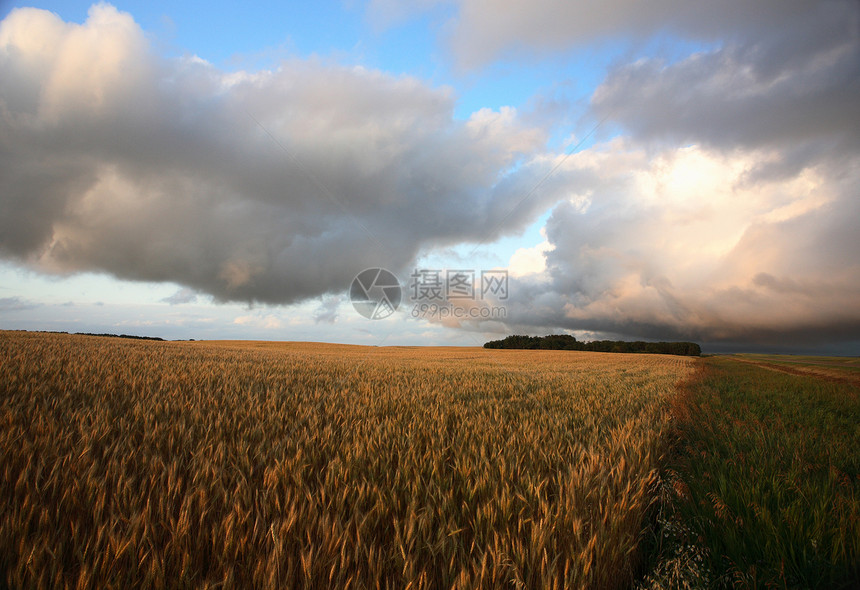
left=0, top=331, right=696, bottom=589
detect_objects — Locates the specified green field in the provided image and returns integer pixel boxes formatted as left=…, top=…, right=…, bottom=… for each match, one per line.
left=734, top=354, right=860, bottom=370
left=644, top=357, right=860, bottom=589
left=732, top=354, right=860, bottom=382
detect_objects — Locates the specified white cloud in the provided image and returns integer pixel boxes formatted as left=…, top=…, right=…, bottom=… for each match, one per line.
left=507, top=228, right=551, bottom=278
left=0, top=5, right=556, bottom=307
left=499, top=141, right=860, bottom=345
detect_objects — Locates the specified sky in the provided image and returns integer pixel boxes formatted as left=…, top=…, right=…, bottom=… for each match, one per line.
left=0, top=0, right=858, bottom=353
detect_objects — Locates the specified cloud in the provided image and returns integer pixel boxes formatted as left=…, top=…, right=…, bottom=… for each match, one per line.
left=434, top=0, right=848, bottom=69
left=0, top=5, right=555, bottom=307
left=388, top=0, right=858, bottom=349
left=161, top=287, right=198, bottom=305
left=591, top=3, right=860, bottom=161
left=507, top=228, right=551, bottom=278
left=494, top=141, right=860, bottom=347
left=0, top=296, right=41, bottom=312
left=366, top=0, right=454, bottom=29
left=313, top=295, right=342, bottom=324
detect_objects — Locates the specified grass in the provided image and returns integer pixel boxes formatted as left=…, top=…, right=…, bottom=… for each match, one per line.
left=0, top=330, right=696, bottom=589
left=735, top=354, right=860, bottom=371
left=652, top=357, right=860, bottom=589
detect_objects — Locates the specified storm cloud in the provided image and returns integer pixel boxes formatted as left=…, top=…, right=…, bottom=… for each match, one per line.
left=491, top=140, right=860, bottom=347
left=469, top=0, right=860, bottom=348
left=0, top=5, right=553, bottom=305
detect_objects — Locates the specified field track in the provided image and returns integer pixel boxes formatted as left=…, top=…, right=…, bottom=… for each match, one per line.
left=732, top=355, right=860, bottom=388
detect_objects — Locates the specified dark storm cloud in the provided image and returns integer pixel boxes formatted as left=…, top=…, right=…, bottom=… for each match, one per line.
left=487, top=141, right=860, bottom=348
left=0, top=5, right=553, bottom=305
left=591, top=3, right=860, bottom=159
left=393, top=0, right=860, bottom=348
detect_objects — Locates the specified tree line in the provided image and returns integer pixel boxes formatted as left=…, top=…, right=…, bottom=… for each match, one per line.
left=483, top=334, right=701, bottom=356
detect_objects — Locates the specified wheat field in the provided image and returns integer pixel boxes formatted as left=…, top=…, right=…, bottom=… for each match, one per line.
left=0, top=330, right=696, bottom=589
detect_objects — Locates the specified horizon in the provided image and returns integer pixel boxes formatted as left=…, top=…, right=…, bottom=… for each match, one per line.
left=5, top=328, right=860, bottom=357
left=1, top=1, right=859, bottom=355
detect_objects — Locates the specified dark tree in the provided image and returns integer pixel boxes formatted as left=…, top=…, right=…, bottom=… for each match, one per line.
left=484, top=335, right=700, bottom=356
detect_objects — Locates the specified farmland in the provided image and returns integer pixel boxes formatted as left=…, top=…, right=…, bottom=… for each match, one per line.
left=2, top=331, right=858, bottom=589
left=0, top=331, right=695, bottom=589
left=654, top=356, right=860, bottom=589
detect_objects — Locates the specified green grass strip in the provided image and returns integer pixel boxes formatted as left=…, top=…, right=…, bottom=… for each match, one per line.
left=655, top=357, right=860, bottom=589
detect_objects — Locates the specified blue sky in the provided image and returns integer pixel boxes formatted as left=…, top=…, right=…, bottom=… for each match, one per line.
left=1, top=0, right=858, bottom=352
left=3, top=1, right=606, bottom=118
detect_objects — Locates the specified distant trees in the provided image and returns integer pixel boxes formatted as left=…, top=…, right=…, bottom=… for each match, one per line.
left=75, top=332, right=165, bottom=341
left=483, top=335, right=701, bottom=356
